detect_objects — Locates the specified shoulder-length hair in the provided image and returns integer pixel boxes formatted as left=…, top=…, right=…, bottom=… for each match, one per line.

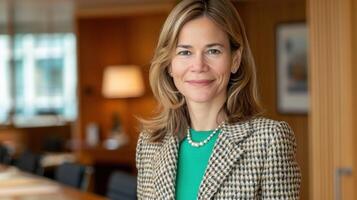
left=140, top=0, right=263, bottom=142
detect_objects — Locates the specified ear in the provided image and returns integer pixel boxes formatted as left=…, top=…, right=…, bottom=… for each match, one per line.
left=231, top=49, right=242, bottom=74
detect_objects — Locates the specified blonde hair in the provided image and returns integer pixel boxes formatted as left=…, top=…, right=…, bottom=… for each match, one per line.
left=140, top=0, right=263, bottom=142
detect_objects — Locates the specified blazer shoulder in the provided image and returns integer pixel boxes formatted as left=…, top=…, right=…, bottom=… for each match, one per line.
left=136, top=131, right=163, bottom=154
left=136, top=131, right=164, bottom=169
left=137, top=131, right=167, bottom=148
left=250, top=117, right=297, bottom=149
left=250, top=117, right=293, bottom=134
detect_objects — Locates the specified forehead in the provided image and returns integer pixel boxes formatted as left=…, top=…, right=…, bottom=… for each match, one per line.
left=176, top=16, right=229, bottom=46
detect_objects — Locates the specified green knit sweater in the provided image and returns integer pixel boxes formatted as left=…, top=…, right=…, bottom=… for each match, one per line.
left=175, top=128, right=221, bottom=200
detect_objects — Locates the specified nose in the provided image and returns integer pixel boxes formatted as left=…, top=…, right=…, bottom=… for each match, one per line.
left=190, top=53, right=208, bottom=72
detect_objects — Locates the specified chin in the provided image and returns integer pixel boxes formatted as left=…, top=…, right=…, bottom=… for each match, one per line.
left=185, top=94, right=216, bottom=103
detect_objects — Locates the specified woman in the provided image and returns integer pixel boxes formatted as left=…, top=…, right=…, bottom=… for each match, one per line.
left=136, top=0, right=301, bottom=199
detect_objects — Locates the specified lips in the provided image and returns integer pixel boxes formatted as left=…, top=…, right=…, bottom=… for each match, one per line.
left=186, top=79, right=214, bottom=86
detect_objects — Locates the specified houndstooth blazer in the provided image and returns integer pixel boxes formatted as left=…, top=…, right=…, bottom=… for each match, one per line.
left=136, top=117, right=301, bottom=199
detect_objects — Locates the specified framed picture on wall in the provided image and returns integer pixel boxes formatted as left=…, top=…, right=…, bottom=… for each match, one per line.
left=276, top=22, right=309, bottom=114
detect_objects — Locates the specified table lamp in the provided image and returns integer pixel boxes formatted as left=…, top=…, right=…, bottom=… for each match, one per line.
left=102, top=65, right=145, bottom=149
left=102, top=65, right=145, bottom=98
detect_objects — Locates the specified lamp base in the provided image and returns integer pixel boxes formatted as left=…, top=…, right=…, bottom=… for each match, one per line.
left=103, top=132, right=129, bottom=150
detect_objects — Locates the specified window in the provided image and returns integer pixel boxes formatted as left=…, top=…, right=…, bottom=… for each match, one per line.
left=0, top=33, right=77, bottom=126
left=0, top=35, right=11, bottom=123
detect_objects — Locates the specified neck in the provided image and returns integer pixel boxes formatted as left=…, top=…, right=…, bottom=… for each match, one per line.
left=186, top=95, right=226, bottom=131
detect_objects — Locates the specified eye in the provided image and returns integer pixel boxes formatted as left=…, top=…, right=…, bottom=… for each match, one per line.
left=207, top=49, right=221, bottom=55
left=177, top=50, right=191, bottom=56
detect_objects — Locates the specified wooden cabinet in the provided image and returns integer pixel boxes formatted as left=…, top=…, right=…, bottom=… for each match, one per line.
left=78, top=145, right=135, bottom=167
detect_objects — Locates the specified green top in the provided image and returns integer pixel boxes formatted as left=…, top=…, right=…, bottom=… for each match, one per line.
left=175, top=128, right=221, bottom=200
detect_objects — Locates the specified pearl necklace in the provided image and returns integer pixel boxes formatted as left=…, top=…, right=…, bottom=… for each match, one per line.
left=186, top=122, right=225, bottom=148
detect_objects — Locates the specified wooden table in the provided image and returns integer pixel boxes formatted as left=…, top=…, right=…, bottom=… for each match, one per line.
left=0, top=165, right=107, bottom=200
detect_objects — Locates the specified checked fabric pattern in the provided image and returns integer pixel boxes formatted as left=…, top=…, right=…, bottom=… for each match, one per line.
left=136, top=117, right=301, bottom=199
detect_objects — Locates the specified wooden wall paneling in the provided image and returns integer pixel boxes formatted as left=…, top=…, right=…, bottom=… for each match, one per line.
left=76, top=13, right=168, bottom=166
left=308, top=0, right=356, bottom=199
left=78, top=18, right=131, bottom=142
left=353, top=0, right=357, bottom=198
left=125, top=14, right=168, bottom=146
left=118, top=14, right=167, bottom=117
left=235, top=1, right=308, bottom=199
left=126, top=14, right=168, bottom=66
left=337, top=1, right=355, bottom=198
left=76, top=2, right=173, bottom=18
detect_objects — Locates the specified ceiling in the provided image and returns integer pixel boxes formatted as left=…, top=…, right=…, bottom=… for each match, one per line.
left=0, top=0, right=245, bottom=28
left=0, top=0, right=74, bottom=25
left=0, top=0, right=177, bottom=25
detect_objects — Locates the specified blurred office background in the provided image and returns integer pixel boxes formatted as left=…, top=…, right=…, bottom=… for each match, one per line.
left=0, top=0, right=356, bottom=200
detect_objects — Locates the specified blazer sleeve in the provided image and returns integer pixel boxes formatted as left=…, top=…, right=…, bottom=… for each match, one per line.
left=136, top=132, right=144, bottom=198
left=261, top=121, right=301, bottom=199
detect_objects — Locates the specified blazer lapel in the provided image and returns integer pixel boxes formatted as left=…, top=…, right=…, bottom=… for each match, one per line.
left=153, top=133, right=179, bottom=200
left=197, top=121, right=252, bottom=200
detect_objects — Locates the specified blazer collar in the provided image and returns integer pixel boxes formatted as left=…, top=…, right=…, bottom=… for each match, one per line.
left=153, top=120, right=252, bottom=200
left=153, top=133, right=179, bottom=200
left=197, top=120, right=252, bottom=199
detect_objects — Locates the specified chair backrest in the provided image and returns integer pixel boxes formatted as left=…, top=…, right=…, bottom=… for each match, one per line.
left=55, top=162, right=86, bottom=189
left=107, top=171, right=137, bottom=200
left=16, top=151, right=41, bottom=174
left=0, top=145, right=10, bottom=164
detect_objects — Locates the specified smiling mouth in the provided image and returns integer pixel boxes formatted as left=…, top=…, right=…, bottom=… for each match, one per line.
left=186, top=79, right=214, bottom=86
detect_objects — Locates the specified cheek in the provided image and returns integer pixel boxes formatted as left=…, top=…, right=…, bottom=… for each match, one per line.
left=214, top=60, right=232, bottom=79
left=170, top=59, right=183, bottom=91
left=170, top=58, right=187, bottom=77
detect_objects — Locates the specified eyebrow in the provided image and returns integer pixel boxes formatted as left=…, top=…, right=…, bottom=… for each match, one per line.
left=176, top=43, right=225, bottom=49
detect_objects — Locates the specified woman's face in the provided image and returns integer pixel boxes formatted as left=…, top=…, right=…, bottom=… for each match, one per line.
left=170, top=16, right=239, bottom=105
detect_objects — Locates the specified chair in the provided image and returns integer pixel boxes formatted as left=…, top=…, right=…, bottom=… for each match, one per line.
left=107, top=171, right=137, bottom=200
left=0, top=145, right=11, bottom=164
left=55, top=162, right=92, bottom=190
left=16, top=151, right=42, bottom=174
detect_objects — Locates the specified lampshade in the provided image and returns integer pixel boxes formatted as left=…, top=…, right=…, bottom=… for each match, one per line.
left=102, top=65, right=145, bottom=98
